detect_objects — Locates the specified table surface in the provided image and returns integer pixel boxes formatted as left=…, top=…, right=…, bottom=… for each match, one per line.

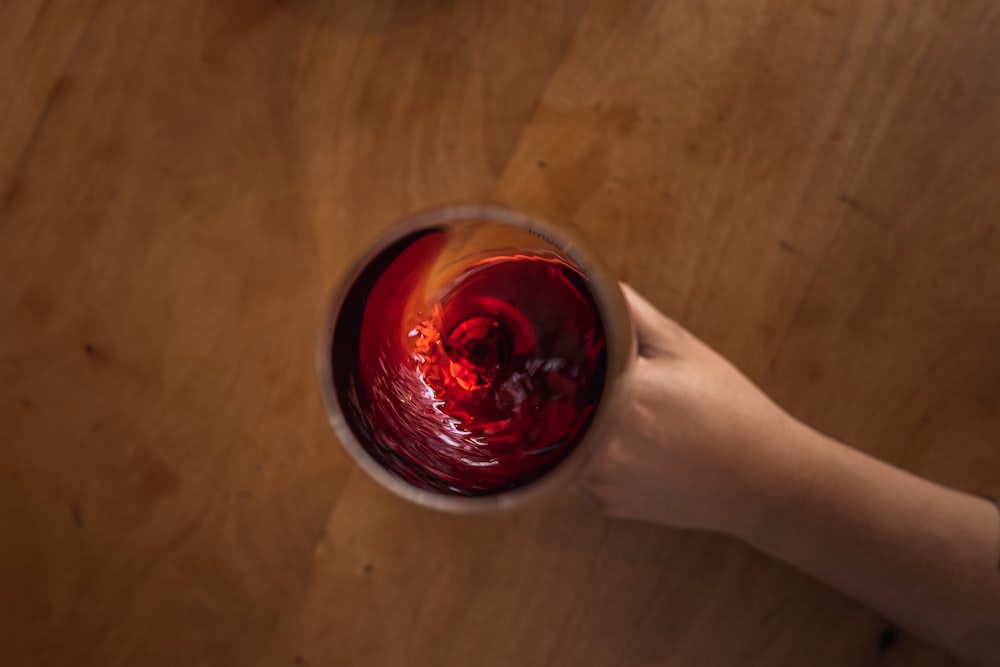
left=3, top=1, right=999, bottom=665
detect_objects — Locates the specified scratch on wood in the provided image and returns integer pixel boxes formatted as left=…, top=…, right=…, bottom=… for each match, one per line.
left=838, top=194, right=891, bottom=227
left=777, top=239, right=804, bottom=257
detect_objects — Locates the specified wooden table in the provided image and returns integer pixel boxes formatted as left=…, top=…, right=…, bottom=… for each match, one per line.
left=3, top=1, right=999, bottom=665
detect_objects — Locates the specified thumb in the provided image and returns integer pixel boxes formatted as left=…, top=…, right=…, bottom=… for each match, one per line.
left=619, top=283, right=684, bottom=358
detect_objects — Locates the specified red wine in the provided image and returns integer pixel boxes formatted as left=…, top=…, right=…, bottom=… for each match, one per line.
left=333, top=227, right=606, bottom=495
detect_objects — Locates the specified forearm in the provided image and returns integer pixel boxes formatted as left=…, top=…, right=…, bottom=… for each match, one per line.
left=737, top=423, right=1000, bottom=666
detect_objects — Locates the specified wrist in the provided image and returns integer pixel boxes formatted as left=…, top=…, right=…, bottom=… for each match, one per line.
left=724, top=416, right=831, bottom=547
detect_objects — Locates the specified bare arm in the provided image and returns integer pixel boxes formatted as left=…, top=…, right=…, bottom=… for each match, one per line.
left=581, top=285, right=1000, bottom=666
left=747, top=423, right=1000, bottom=664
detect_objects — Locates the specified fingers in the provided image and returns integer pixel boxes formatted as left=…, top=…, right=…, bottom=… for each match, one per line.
left=575, top=434, right=625, bottom=514
left=619, top=282, right=685, bottom=358
left=575, top=437, right=611, bottom=504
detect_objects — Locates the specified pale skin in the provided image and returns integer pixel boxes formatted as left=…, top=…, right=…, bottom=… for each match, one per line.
left=580, top=284, right=1000, bottom=667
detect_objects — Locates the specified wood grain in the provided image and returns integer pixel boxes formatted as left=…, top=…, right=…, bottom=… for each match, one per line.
left=2, top=1, right=998, bottom=665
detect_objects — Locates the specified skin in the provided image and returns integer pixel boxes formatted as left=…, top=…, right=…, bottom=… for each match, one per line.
left=580, top=284, right=1000, bottom=667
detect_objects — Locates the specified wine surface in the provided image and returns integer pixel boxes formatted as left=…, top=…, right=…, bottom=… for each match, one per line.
left=335, top=228, right=606, bottom=495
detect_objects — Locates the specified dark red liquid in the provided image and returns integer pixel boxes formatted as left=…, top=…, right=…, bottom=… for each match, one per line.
left=333, top=228, right=606, bottom=496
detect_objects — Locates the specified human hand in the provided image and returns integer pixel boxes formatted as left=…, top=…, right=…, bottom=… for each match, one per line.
left=580, top=286, right=1000, bottom=666
left=579, top=284, right=816, bottom=538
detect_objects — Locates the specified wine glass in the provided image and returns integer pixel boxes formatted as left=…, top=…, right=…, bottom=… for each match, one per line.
left=317, top=205, right=634, bottom=512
